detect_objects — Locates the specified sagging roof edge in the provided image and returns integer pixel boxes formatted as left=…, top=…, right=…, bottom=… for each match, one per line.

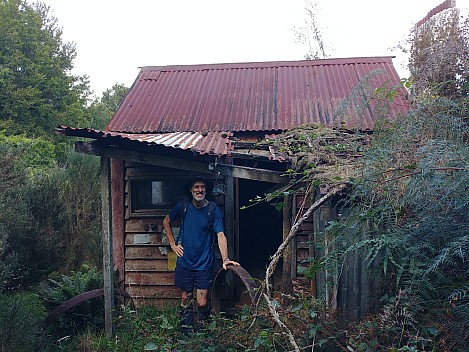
left=56, top=125, right=289, bottom=165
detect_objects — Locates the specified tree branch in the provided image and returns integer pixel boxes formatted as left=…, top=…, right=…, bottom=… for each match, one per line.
left=261, top=185, right=345, bottom=352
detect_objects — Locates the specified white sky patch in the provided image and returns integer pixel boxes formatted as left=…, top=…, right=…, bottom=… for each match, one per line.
left=36, top=0, right=469, bottom=95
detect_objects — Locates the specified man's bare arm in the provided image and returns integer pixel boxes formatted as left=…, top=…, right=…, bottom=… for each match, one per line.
left=217, top=231, right=240, bottom=270
left=163, top=215, right=184, bottom=257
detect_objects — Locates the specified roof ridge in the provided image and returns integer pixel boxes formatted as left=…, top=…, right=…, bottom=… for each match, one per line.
left=140, top=56, right=395, bottom=72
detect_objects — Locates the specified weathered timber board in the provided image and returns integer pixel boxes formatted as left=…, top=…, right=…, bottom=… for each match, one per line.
left=126, top=285, right=181, bottom=298
left=296, top=248, right=310, bottom=262
left=125, top=259, right=172, bottom=271
left=125, top=233, right=164, bottom=245
left=125, top=219, right=166, bottom=233
left=298, top=221, right=313, bottom=232
left=125, top=246, right=169, bottom=259
left=125, top=271, right=175, bottom=285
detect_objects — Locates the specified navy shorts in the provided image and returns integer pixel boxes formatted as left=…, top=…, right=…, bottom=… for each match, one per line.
left=174, top=265, right=213, bottom=292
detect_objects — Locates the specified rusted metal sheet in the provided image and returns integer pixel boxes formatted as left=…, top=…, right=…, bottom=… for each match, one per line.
left=56, top=126, right=232, bottom=156
left=416, top=0, right=456, bottom=28
left=45, top=288, right=130, bottom=324
left=212, top=265, right=261, bottom=306
left=107, top=57, right=408, bottom=134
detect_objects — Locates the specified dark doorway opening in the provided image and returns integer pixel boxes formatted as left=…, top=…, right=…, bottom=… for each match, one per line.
left=237, top=179, right=283, bottom=302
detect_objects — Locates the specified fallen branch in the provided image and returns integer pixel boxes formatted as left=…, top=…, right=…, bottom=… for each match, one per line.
left=265, top=186, right=343, bottom=297
left=262, top=184, right=345, bottom=352
left=264, top=293, right=300, bottom=352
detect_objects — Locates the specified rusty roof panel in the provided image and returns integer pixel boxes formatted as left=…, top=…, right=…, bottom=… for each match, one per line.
left=56, top=126, right=232, bottom=156
left=106, top=57, right=409, bottom=133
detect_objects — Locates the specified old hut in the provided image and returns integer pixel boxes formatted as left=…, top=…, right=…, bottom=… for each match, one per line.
left=58, top=57, right=408, bottom=321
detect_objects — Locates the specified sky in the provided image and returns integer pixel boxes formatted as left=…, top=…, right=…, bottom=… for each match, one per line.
left=37, top=0, right=469, bottom=96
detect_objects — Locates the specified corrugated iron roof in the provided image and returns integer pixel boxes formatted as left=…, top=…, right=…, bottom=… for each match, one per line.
left=56, top=126, right=233, bottom=156
left=107, top=57, right=409, bottom=134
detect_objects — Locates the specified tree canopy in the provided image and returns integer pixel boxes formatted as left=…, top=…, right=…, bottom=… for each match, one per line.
left=0, top=0, right=89, bottom=137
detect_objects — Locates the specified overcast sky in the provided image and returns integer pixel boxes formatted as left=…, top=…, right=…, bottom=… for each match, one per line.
left=37, top=0, right=469, bottom=96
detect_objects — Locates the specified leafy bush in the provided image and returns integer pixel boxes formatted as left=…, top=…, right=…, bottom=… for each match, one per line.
left=325, top=96, right=469, bottom=350
left=0, top=225, right=21, bottom=293
left=39, top=263, right=104, bottom=335
left=0, top=292, right=46, bottom=352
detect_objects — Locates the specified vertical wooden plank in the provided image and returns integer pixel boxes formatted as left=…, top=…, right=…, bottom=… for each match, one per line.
left=111, top=159, right=125, bottom=289
left=224, top=175, right=235, bottom=306
left=291, top=192, right=298, bottom=279
left=281, top=193, right=293, bottom=293
left=101, top=157, right=114, bottom=338
left=234, top=177, right=239, bottom=260
left=225, top=176, right=235, bottom=260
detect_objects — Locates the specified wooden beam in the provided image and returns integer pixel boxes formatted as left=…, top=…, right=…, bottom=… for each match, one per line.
left=224, top=176, right=235, bottom=306
left=100, top=157, right=114, bottom=338
left=77, top=141, right=208, bottom=174
left=75, top=141, right=288, bottom=184
left=111, top=159, right=125, bottom=290
left=213, top=163, right=287, bottom=184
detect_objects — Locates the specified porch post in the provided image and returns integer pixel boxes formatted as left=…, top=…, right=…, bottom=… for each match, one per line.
left=224, top=175, right=235, bottom=306
left=101, top=157, right=114, bottom=338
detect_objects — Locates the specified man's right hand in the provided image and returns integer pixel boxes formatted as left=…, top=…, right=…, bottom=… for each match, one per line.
left=170, top=243, right=184, bottom=257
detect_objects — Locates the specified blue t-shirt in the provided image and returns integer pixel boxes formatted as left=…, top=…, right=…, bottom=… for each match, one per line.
left=169, top=200, right=224, bottom=270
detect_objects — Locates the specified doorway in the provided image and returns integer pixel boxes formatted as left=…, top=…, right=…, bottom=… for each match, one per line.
left=237, top=179, right=283, bottom=299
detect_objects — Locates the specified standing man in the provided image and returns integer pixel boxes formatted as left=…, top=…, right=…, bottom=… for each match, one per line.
left=163, top=176, right=239, bottom=334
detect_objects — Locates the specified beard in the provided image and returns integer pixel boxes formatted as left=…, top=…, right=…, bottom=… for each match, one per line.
left=192, top=191, right=206, bottom=202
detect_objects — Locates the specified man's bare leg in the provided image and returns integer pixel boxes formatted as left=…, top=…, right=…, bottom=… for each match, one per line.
left=196, top=289, right=211, bottom=327
left=180, top=291, right=193, bottom=334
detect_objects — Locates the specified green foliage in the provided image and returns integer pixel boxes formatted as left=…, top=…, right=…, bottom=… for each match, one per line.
left=55, top=302, right=293, bottom=352
left=39, top=263, right=102, bottom=306
left=38, top=264, right=104, bottom=337
left=58, top=151, right=102, bottom=269
left=407, top=8, right=469, bottom=99
left=0, top=131, right=58, bottom=170
left=0, top=0, right=90, bottom=137
left=324, top=95, right=469, bottom=350
left=82, top=83, right=129, bottom=130
left=0, top=224, right=21, bottom=293
left=0, top=139, right=102, bottom=286
left=0, top=291, right=46, bottom=352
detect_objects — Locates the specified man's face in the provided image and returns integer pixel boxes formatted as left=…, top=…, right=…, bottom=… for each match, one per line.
left=190, top=181, right=206, bottom=202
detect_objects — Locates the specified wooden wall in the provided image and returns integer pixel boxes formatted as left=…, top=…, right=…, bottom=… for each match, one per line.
left=292, top=189, right=378, bottom=321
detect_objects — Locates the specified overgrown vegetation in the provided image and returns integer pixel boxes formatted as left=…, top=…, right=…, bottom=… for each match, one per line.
left=0, top=1, right=128, bottom=350
left=0, top=0, right=467, bottom=351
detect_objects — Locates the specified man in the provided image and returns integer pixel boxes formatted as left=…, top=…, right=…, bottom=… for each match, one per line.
left=163, top=176, right=239, bottom=334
